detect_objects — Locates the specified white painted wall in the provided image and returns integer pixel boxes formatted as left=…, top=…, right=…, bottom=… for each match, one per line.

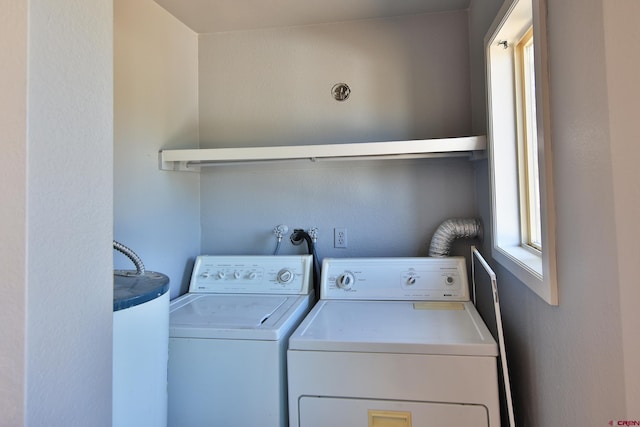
left=470, top=0, right=635, bottom=423
left=0, top=0, right=115, bottom=425
left=114, top=0, right=200, bottom=298
left=198, top=12, right=480, bottom=258
left=0, top=0, right=27, bottom=424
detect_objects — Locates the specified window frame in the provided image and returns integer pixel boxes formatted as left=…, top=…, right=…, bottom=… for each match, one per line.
left=485, top=0, right=558, bottom=305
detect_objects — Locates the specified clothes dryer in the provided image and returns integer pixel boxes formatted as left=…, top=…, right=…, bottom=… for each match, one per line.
left=168, top=255, right=313, bottom=427
left=287, top=257, right=500, bottom=427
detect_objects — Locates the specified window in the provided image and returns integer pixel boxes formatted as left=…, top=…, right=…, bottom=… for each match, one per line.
left=516, top=28, right=542, bottom=251
left=485, top=0, right=558, bottom=305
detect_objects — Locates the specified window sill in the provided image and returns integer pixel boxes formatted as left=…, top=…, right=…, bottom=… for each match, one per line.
left=494, top=244, right=542, bottom=278
left=492, top=243, right=557, bottom=305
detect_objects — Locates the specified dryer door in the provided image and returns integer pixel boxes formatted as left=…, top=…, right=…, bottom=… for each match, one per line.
left=299, top=397, right=489, bottom=427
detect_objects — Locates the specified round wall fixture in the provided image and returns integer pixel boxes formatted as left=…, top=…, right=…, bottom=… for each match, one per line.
left=331, top=83, right=350, bottom=101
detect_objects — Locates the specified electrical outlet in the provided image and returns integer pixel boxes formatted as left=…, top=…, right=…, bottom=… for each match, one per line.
left=334, top=227, right=347, bottom=248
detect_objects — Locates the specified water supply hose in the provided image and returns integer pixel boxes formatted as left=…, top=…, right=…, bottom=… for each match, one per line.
left=113, top=240, right=145, bottom=275
left=290, top=229, right=321, bottom=302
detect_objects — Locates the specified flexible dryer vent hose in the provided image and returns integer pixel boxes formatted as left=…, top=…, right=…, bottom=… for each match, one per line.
left=113, top=240, right=145, bottom=275
left=428, top=218, right=482, bottom=257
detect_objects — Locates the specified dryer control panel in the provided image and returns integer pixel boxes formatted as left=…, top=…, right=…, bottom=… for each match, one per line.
left=321, top=257, right=469, bottom=301
left=189, top=255, right=312, bottom=294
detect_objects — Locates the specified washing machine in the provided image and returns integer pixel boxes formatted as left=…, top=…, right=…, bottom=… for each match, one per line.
left=287, top=257, right=500, bottom=427
left=168, top=255, right=313, bottom=427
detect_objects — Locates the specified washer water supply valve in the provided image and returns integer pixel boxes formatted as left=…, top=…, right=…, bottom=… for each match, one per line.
left=273, top=224, right=289, bottom=241
left=292, top=228, right=318, bottom=245
left=272, top=224, right=289, bottom=255
left=272, top=225, right=318, bottom=254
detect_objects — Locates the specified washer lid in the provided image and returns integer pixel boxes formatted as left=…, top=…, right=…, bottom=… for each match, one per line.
left=288, top=300, right=498, bottom=356
left=169, top=293, right=310, bottom=340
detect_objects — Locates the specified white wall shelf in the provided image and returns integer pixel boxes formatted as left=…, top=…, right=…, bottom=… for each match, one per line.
left=159, top=136, right=486, bottom=171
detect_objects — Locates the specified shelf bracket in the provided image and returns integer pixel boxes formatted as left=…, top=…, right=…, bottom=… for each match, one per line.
left=159, top=153, right=201, bottom=172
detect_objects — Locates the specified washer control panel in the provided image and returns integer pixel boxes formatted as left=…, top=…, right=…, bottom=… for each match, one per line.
left=321, top=257, right=469, bottom=301
left=189, top=255, right=312, bottom=294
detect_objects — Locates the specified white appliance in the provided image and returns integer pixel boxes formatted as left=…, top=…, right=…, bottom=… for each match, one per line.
left=113, top=241, right=170, bottom=427
left=168, top=255, right=314, bottom=427
left=287, top=257, right=500, bottom=427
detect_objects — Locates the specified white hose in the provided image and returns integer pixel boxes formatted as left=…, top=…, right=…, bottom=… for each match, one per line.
left=428, top=218, right=482, bottom=257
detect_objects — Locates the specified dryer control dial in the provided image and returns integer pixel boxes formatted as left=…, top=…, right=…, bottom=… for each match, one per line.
left=336, top=272, right=355, bottom=290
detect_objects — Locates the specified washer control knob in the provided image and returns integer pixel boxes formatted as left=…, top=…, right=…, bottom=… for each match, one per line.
left=200, top=272, right=210, bottom=279
left=445, top=276, right=455, bottom=286
left=247, top=272, right=257, bottom=280
left=276, top=269, right=294, bottom=284
left=216, top=271, right=226, bottom=280
left=233, top=271, right=241, bottom=279
left=406, top=276, right=417, bottom=286
left=336, top=272, right=355, bottom=290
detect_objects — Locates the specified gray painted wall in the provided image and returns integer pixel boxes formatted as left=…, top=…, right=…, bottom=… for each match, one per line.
left=198, top=11, right=480, bottom=260
left=602, top=0, right=640, bottom=411
left=114, top=0, right=201, bottom=299
left=198, top=11, right=472, bottom=147
left=200, top=158, right=478, bottom=259
left=469, top=0, right=636, bottom=423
